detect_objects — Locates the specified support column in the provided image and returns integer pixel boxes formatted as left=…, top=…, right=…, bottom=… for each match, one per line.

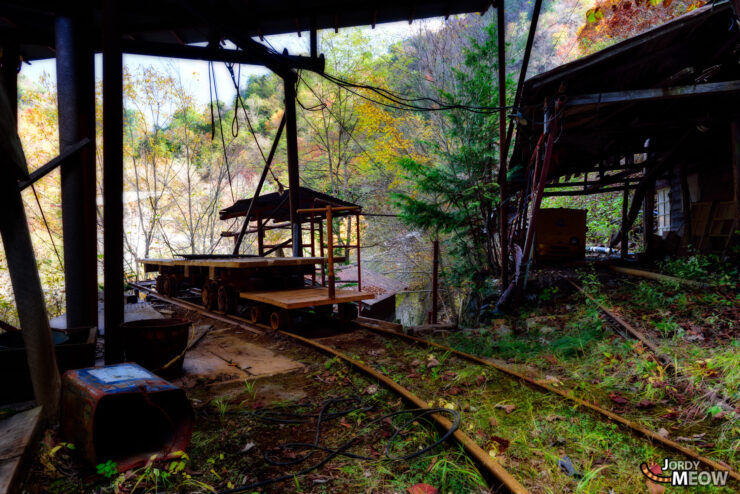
left=680, top=162, right=692, bottom=247
left=55, top=8, right=97, bottom=329
left=283, top=72, right=302, bottom=257
left=0, top=42, right=61, bottom=419
left=103, top=0, right=125, bottom=364
left=621, top=184, right=629, bottom=259
left=431, top=238, right=439, bottom=324
left=496, top=0, right=508, bottom=286
left=643, top=179, right=655, bottom=256
left=731, top=118, right=740, bottom=225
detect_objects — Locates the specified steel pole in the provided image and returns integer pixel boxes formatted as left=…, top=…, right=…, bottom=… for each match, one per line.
left=283, top=73, right=302, bottom=257
left=55, top=9, right=98, bottom=329
left=103, top=0, right=125, bottom=363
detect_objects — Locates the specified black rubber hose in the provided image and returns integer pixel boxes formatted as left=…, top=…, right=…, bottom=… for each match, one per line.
left=215, top=397, right=460, bottom=493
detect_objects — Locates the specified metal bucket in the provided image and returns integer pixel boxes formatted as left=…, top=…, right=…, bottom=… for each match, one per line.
left=122, top=318, right=190, bottom=379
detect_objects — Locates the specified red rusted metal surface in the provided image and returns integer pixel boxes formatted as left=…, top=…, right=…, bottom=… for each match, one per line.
left=61, top=363, right=193, bottom=472
left=121, top=318, right=191, bottom=379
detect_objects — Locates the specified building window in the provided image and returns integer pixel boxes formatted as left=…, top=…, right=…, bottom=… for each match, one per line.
left=656, top=187, right=671, bottom=235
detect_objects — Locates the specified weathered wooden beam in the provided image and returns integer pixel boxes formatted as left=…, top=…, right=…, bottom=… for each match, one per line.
left=232, top=115, right=285, bottom=255
left=543, top=184, right=636, bottom=197
left=544, top=176, right=641, bottom=188
left=732, top=117, right=740, bottom=225
left=567, top=80, right=740, bottom=107
left=121, top=39, right=325, bottom=73
left=0, top=70, right=60, bottom=421
left=18, top=138, right=89, bottom=190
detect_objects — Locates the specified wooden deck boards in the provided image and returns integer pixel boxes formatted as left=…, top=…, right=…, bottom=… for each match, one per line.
left=0, top=407, right=43, bottom=494
left=240, top=287, right=374, bottom=309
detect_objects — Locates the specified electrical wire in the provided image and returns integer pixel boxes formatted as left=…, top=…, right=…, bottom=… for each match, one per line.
left=317, top=71, right=513, bottom=114
left=30, top=184, right=63, bottom=269
left=209, top=61, right=236, bottom=202
left=224, top=62, right=284, bottom=189
left=252, top=36, right=510, bottom=114
left=213, top=397, right=460, bottom=493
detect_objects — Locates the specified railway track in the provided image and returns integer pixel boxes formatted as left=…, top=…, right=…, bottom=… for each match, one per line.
left=132, top=282, right=740, bottom=491
left=132, top=282, right=526, bottom=493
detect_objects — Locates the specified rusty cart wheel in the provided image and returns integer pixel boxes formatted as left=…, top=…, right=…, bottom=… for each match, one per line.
left=338, top=303, right=358, bottom=324
left=155, top=275, right=165, bottom=294
left=217, top=284, right=237, bottom=314
left=202, top=280, right=218, bottom=311
left=249, top=305, right=263, bottom=324
left=314, top=304, right=334, bottom=318
left=162, top=274, right=178, bottom=297
left=270, top=310, right=292, bottom=331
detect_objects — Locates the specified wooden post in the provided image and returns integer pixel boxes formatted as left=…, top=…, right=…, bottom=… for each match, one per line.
left=326, top=206, right=335, bottom=299
left=283, top=72, right=302, bottom=257
left=621, top=183, right=629, bottom=259
left=103, top=0, right=125, bottom=364
left=731, top=118, right=740, bottom=225
left=643, top=178, right=655, bottom=256
left=680, top=162, right=692, bottom=247
left=319, top=218, right=325, bottom=285
left=0, top=46, right=61, bottom=420
left=256, top=213, right=264, bottom=256
left=432, top=238, right=439, bottom=325
left=55, top=9, right=98, bottom=329
left=355, top=213, right=361, bottom=291
left=497, top=0, right=509, bottom=287
left=310, top=211, right=316, bottom=285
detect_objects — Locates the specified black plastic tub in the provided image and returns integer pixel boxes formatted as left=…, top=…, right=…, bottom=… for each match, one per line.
left=122, top=318, right=190, bottom=379
left=0, top=326, right=97, bottom=404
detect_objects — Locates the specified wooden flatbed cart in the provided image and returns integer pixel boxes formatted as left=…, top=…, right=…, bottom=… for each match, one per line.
left=139, top=195, right=374, bottom=330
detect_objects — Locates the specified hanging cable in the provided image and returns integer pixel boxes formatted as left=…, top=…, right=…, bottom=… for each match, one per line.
left=224, top=62, right=284, bottom=190
left=209, top=61, right=235, bottom=202
left=30, top=184, right=64, bottom=269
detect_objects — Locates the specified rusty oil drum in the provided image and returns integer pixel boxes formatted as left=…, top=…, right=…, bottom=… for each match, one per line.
left=121, top=318, right=190, bottom=379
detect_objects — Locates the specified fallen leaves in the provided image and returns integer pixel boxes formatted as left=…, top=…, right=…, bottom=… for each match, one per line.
left=475, top=375, right=486, bottom=386
left=635, top=399, right=655, bottom=409
left=495, top=403, right=517, bottom=414
left=609, top=393, right=628, bottom=405
left=407, top=483, right=438, bottom=494
left=445, top=386, right=464, bottom=396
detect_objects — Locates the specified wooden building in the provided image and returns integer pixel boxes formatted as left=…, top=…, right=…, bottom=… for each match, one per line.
left=509, top=0, right=740, bottom=273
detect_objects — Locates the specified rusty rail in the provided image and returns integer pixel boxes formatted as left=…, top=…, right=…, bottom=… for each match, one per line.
left=563, top=278, right=668, bottom=362
left=131, top=282, right=528, bottom=493
left=353, top=319, right=740, bottom=482
left=280, top=331, right=529, bottom=494
left=608, top=265, right=709, bottom=288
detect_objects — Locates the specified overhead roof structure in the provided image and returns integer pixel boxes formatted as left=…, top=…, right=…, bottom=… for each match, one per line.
left=510, top=1, right=740, bottom=183
left=0, top=0, right=496, bottom=62
left=0, top=0, right=508, bottom=372
left=220, top=187, right=359, bottom=222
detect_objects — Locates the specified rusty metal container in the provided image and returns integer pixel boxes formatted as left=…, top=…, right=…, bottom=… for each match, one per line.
left=534, top=208, right=587, bottom=261
left=61, top=363, right=193, bottom=472
left=0, top=326, right=96, bottom=404
left=122, top=318, right=190, bottom=379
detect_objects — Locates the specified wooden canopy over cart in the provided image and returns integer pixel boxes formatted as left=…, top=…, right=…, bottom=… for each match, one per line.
left=139, top=197, right=374, bottom=330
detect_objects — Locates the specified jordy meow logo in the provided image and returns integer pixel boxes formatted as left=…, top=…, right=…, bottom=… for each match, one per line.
left=640, top=460, right=729, bottom=487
